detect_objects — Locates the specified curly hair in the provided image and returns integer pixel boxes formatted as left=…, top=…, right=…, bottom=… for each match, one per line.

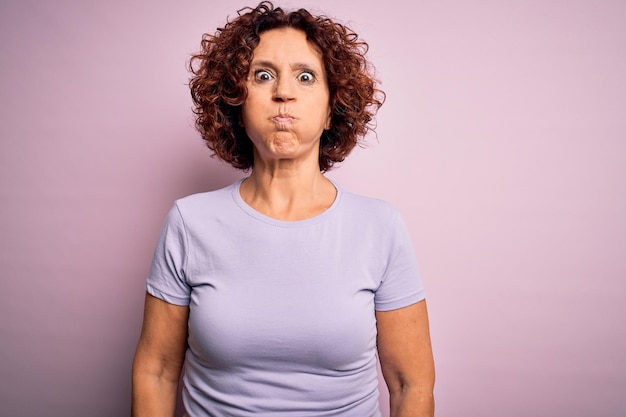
left=189, top=1, right=384, bottom=171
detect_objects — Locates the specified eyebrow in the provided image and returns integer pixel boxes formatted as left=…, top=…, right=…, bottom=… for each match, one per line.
left=250, top=60, right=322, bottom=73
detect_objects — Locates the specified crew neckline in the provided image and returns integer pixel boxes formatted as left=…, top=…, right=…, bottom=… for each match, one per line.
left=231, top=177, right=342, bottom=228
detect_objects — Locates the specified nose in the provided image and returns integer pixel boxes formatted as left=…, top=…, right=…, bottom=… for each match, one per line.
left=272, top=76, right=296, bottom=102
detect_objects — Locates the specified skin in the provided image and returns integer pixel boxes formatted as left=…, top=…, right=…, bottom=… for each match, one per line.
left=131, top=27, right=435, bottom=417
left=131, top=294, right=188, bottom=417
left=377, top=300, right=436, bottom=417
left=239, top=27, right=336, bottom=220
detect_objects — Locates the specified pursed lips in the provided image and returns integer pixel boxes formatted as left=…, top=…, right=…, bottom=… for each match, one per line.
left=272, top=114, right=295, bottom=124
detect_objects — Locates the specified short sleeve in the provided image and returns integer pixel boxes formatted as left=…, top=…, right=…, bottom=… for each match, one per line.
left=145, top=203, right=192, bottom=306
left=374, top=210, right=425, bottom=311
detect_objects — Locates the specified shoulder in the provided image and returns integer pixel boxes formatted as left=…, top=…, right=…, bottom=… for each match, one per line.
left=332, top=184, right=409, bottom=243
left=336, top=184, right=401, bottom=220
left=172, top=180, right=241, bottom=217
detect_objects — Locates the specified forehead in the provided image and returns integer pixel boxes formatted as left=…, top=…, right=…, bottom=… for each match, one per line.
left=252, top=27, right=324, bottom=67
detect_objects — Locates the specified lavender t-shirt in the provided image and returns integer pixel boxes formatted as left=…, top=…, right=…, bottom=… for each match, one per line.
left=146, top=178, right=425, bottom=416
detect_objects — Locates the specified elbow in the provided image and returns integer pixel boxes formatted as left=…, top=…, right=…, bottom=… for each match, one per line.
left=385, top=366, right=435, bottom=399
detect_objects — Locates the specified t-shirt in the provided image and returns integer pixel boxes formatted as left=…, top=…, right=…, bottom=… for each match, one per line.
left=146, top=178, right=425, bottom=416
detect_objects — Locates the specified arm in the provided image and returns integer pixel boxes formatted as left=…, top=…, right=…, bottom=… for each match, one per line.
left=376, top=299, right=435, bottom=417
left=132, top=293, right=189, bottom=417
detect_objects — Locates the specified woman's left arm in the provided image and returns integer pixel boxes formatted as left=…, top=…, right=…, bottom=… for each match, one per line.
left=376, top=299, right=435, bottom=417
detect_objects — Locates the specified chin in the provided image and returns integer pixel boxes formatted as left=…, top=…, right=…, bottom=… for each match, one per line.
left=268, top=135, right=300, bottom=154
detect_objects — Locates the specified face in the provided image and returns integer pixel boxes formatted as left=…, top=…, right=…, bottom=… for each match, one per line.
left=241, top=27, right=331, bottom=167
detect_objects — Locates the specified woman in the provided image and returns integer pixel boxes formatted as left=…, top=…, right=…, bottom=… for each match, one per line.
left=132, top=2, right=435, bottom=416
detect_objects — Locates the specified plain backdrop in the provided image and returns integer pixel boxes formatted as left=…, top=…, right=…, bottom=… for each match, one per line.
left=1, top=1, right=625, bottom=416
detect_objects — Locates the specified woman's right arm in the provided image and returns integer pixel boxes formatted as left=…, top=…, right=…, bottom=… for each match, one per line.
left=132, top=293, right=189, bottom=417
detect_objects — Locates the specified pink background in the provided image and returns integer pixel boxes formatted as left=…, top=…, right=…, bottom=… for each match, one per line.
left=1, top=1, right=625, bottom=416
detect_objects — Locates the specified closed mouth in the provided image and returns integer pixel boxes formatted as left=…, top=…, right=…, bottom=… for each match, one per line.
left=272, top=116, right=294, bottom=123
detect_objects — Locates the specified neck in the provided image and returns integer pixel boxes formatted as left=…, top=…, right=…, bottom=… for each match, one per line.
left=240, top=160, right=336, bottom=221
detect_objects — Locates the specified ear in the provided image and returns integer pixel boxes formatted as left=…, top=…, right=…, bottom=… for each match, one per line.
left=325, top=112, right=332, bottom=130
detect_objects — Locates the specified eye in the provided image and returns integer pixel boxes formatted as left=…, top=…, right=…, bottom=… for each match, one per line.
left=254, top=70, right=273, bottom=82
left=297, top=71, right=315, bottom=84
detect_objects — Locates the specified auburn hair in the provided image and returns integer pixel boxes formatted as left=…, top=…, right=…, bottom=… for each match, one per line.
left=189, top=1, right=384, bottom=171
